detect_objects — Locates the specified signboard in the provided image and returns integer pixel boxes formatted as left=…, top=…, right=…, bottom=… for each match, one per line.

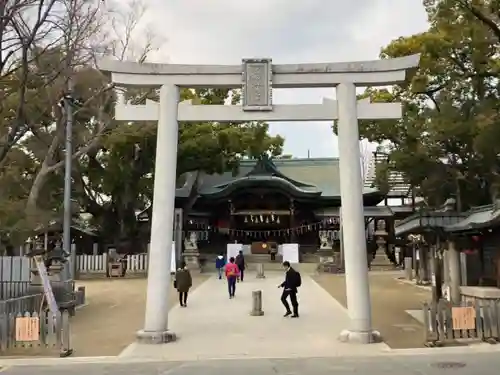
left=452, top=306, right=476, bottom=330
left=34, top=256, right=59, bottom=315
left=15, top=317, right=40, bottom=341
left=242, top=58, right=272, bottom=111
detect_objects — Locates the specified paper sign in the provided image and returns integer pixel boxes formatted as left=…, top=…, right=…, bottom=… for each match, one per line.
left=15, top=317, right=40, bottom=341
left=452, top=306, right=476, bottom=330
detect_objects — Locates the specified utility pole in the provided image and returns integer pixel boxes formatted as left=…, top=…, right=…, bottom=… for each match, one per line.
left=62, top=87, right=74, bottom=280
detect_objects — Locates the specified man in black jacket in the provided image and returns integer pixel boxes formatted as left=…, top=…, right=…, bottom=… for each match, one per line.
left=278, top=261, right=301, bottom=318
left=235, top=250, right=246, bottom=282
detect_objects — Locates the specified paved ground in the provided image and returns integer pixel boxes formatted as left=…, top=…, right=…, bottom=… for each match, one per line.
left=313, top=271, right=431, bottom=349
left=119, top=272, right=389, bottom=360
left=69, top=275, right=208, bottom=357
left=2, top=349, right=500, bottom=374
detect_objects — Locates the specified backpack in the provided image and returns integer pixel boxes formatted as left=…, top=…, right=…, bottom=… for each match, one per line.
left=295, top=271, right=302, bottom=287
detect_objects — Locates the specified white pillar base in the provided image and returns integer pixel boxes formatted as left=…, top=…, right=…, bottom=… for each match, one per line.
left=338, top=329, right=382, bottom=344
left=136, top=329, right=177, bottom=344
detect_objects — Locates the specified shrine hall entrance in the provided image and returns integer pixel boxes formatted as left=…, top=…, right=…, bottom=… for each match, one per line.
left=231, top=189, right=293, bottom=247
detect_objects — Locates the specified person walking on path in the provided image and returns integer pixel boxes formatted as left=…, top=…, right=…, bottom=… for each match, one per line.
left=278, top=261, right=301, bottom=318
left=215, top=253, right=226, bottom=279
left=235, top=250, right=246, bottom=282
left=225, top=257, right=240, bottom=299
left=174, top=262, right=192, bottom=307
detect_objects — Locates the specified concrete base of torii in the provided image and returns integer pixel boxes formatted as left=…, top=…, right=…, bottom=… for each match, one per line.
left=338, top=329, right=383, bottom=344
left=136, top=330, right=177, bottom=344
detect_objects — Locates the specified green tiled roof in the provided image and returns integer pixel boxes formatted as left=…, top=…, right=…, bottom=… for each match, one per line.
left=192, top=157, right=379, bottom=199
left=445, top=204, right=500, bottom=232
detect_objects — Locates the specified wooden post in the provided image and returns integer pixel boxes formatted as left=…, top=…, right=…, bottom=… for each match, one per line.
left=419, top=246, right=430, bottom=283
left=250, top=290, right=264, bottom=316
left=339, top=210, right=345, bottom=267
left=289, top=199, right=296, bottom=243
left=174, top=208, right=183, bottom=266
left=228, top=200, right=234, bottom=243
left=460, top=251, right=468, bottom=287
left=404, top=257, right=413, bottom=280
left=430, top=245, right=438, bottom=304
left=448, top=240, right=461, bottom=304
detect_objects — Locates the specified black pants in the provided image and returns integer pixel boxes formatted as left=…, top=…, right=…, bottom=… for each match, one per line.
left=281, top=290, right=298, bottom=315
left=178, top=291, right=188, bottom=306
left=227, top=276, right=236, bottom=297
left=270, top=252, right=276, bottom=261
left=239, top=269, right=244, bottom=281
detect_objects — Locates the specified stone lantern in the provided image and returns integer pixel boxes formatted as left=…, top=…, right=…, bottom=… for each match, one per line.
left=183, top=232, right=200, bottom=272
left=374, top=220, right=388, bottom=254
left=28, top=238, right=75, bottom=314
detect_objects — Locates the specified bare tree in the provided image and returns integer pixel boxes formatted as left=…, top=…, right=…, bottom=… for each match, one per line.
left=23, top=0, right=165, bottom=218
left=104, top=0, right=166, bottom=62
left=23, top=0, right=109, bottom=216
left=0, top=0, right=63, bottom=166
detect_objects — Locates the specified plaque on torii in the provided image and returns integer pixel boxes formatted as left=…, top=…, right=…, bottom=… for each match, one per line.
left=242, top=58, right=273, bottom=111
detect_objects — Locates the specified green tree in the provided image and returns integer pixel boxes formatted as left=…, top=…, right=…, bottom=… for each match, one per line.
left=355, top=0, right=500, bottom=210
left=76, top=86, right=284, bottom=252
left=0, top=0, right=157, bottom=243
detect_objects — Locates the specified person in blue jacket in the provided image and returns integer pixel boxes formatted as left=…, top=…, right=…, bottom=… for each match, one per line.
left=215, top=253, right=226, bottom=279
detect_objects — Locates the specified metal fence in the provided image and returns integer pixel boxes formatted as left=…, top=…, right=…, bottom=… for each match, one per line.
left=0, top=294, right=72, bottom=356
left=423, top=299, right=500, bottom=346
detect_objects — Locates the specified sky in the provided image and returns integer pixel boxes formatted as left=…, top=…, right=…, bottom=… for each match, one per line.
left=138, top=0, right=429, bottom=158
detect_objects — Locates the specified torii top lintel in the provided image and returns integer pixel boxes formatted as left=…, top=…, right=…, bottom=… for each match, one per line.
left=97, top=54, right=420, bottom=89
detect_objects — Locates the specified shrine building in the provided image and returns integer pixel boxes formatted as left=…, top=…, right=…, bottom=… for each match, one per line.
left=138, top=156, right=396, bottom=258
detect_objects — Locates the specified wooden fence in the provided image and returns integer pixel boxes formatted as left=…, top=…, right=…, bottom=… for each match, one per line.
left=76, top=253, right=149, bottom=275
left=76, top=253, right=108, bottom=273
left=0, top=257, right=31, bottom=300
left=0, top=256, right=30, bottom=282
left=0, top=281, right=31, bottom=300
left=423, top=299, right=500, bottom=346
left=0, top=294, right=72, bottom=356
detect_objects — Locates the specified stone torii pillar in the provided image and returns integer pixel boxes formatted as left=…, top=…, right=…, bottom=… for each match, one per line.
left=336, top=83, right=379, bottom=344
left=139, top=84, right=179, bottom=343
left=98, top=54, right=420, bottom=345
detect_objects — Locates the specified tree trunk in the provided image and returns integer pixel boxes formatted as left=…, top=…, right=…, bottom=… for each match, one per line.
left=25, top=166, right=51, bottom=220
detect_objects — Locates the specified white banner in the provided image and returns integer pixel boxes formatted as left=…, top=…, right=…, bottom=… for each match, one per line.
left=282, top=243, right=299, bottom=264
left=227, top=243, right=243, bottom=260
left=171, top=241, right=176, bottom=272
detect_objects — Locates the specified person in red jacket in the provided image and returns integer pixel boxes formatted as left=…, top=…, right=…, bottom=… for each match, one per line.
left=225, top=257, right=240, bottom=299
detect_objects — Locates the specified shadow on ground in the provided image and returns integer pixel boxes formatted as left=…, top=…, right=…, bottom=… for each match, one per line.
left=70, top=275, right=208, bottom=357
left=314, top=272, right=430, bottom=349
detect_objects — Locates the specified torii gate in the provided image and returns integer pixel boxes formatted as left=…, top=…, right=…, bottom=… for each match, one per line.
left=98, top=55, right=420, bottom=345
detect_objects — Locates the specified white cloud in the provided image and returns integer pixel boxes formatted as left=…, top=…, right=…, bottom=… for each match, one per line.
left=139, top=0, right=428, bottom=157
